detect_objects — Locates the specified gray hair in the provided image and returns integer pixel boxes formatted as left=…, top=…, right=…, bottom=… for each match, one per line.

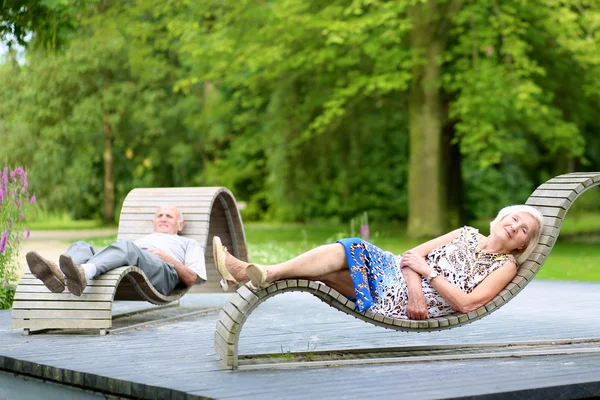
left=490, top=205, right=544, bottom=265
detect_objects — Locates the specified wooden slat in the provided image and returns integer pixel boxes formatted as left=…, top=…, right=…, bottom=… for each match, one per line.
left=12, top=319, right=111, bottom=329
left=531, top=189, right=578, bottom=201
left=125, top=192, right=218, bottom=198
left=548, top=177, right=593, bottom=186
left=123, top=200, right=213, bottom=207
left=14, top=292, right=113, bottom=301
left=18, top=278, right=120, bottom=286
left=541, top=226, right=561, bottom=238
left=16, top=285, right=114, bottom=294
left=12, top=300, right=111, bottom=310
left=120, top=207, right=214, bottom=215
left=532, top=206, right=566, bottom=218
left=12, top=309, right=112, bottom=319
left=117, top=221, right=209, bottom=233
left=525, top=197, right=571, bottom=209
left=542, top=216, right=563, bottom=229
left=126, top=188, right=219, bottom=194
left=557, top=172, right=600, bottom=180
left=119, top=214, right=211, bottom=221
left=536, top=182, right=585, bottom=193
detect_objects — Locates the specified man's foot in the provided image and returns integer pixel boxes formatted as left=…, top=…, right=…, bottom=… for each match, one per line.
left=213, top=236, right=237, bottom=291
left=59, top=254, right=87, bottom=296
left=246, top=264, right=269, bottom=290
left=26, top=251, right=66, bottom=293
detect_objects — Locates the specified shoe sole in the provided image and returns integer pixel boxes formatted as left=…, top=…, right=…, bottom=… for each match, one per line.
left=246, top=264, right=267, bottom=290
left=213, top=236, right=236, bottom=291
left=59, top=254, right=87, bottom=296
left=26, top=252, right=65, bottom=293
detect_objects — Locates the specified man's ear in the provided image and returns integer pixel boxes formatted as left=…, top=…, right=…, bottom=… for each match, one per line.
left=177, top=220, right=185, bottom=232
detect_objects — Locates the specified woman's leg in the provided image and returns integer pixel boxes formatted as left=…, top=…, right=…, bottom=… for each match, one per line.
left=265, top=243, right=348, bottom=282
left=225, top=243, right=349, bottom=284
left=319, top=269, right=355, bottom=298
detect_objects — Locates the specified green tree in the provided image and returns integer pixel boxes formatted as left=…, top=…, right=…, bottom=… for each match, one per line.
left=1, top=0, right=95, bottom=48
left=175, top=0, right=598, bottom=234
left=0, top=0, right=199, bottom=222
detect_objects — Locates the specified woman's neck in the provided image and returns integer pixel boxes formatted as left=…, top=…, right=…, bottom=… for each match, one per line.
left=479, top=235, right=510, bottom=255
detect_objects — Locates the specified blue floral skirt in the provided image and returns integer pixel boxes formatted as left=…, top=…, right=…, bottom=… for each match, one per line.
left=336, top=238, right=401, bottom=312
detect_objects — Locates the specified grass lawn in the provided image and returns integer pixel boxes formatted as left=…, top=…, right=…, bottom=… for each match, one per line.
left=82, top=213, right=600, bottom=283
left=27, top=217, right=107, bottom=231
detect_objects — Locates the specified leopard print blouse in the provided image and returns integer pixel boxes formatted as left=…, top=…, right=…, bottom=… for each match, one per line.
left=369, top=226, right=516, bottom=319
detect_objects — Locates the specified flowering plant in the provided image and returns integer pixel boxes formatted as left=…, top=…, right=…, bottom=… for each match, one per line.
left=0, top=166, right=35, bottom=309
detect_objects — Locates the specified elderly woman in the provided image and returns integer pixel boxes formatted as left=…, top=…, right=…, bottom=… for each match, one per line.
left=213, top=205, right=543, bottom=320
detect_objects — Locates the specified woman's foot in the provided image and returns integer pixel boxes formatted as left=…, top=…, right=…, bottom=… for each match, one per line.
left=246, top=264, right=269, bottom=290
left=213, top=236, right=237, bottom=291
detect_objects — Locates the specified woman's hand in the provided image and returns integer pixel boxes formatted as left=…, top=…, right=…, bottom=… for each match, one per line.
left=401, top=250, right=432, bottom=277
left=406, top=288, right=429, bottom=319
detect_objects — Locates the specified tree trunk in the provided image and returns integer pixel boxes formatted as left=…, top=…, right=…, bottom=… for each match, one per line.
left=102, top=111, right=115, bottom=224
left=407, top=1, right=446, bottom=238
left=443, top=120, right=465, bottom=228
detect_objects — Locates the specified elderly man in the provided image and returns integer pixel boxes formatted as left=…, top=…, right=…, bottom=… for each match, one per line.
left=26, top=205, right=206, bottom=296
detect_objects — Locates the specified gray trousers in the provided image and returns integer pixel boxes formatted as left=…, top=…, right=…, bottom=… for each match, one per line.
left=66, top=240, right=180, bottom=295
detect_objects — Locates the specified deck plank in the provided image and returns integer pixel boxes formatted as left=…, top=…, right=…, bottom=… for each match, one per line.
left=2, top=281, right=600, bottom=399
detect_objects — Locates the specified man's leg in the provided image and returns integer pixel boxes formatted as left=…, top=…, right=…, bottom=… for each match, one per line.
left=25, top=252, right=66, bottom=293
left=25, top=240, right=98, bottom=294
left=65, top=241, right=100, bottom=264
left=61, top=240, right=180, bottom=296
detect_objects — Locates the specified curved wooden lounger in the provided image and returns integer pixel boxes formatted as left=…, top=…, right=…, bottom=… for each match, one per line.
left=214, top=172, right=600, bottom=369
left=12, top=187, right=248, bottom=335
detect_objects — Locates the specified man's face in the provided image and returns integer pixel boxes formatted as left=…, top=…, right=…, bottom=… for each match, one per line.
left=153, top=206, right=183, bottom=234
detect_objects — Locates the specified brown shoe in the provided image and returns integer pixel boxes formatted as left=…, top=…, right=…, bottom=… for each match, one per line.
left=26, top=251, right=66, bottom=293
left=59, top=254, right=87, bottom=296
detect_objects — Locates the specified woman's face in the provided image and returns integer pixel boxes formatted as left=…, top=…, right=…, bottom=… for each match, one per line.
left=495, top=212, right=538, bottom=252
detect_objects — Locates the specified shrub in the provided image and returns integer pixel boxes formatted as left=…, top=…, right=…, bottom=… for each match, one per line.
left=0, top=166, right=35, bottom=309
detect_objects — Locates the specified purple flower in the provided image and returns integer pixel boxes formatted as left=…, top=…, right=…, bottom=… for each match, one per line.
left=0, top=230, right=7, bottom=254
left=19, top=213, right=23, bottom=221
left=26, top=229, right=30, bottom=238
left=17, top=199, right=22, bottom=210
left=1, top=167, right=7, bottom=185
left=8, top=220, right=13, bottom=228
left=30, top=195, right=36, bottom=204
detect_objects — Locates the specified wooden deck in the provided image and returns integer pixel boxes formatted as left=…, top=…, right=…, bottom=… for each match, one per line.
left=2, top=279, right=600, bottom=399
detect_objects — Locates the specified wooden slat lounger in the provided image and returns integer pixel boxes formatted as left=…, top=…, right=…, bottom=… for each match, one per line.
left=214, top=172, right=600, bottom=370
left=12, top=187, right=248, bottom=335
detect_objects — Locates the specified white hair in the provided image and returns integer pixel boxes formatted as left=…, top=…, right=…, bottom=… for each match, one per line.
left=490, top=205, right=544, bottom=265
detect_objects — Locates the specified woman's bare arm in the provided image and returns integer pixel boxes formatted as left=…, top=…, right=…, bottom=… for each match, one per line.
left=408, top=229, right=462, bottom=257
left=402, top=229, right=462, bottom=319
left=402, top=250, right=517, bottom=313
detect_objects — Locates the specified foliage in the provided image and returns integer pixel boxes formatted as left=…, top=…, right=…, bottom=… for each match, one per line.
left=0, top=0, right=200, bottom=222
left=1, top=0, right=96, bottom=49
left=0, top=166, right=35, bottom=309
left=1, top=0, right=600, bottom=226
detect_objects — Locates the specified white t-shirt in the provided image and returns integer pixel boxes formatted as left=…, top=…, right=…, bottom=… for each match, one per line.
left=134, top=232, right=207, bottom=281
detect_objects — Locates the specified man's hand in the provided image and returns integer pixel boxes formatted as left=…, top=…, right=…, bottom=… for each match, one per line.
left=147, top=248, right=176, bottom=264
left=406, top=288, right=429, bottom=320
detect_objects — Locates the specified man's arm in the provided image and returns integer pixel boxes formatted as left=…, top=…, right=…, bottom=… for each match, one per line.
left=146, top=249, right=199, bottom=286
